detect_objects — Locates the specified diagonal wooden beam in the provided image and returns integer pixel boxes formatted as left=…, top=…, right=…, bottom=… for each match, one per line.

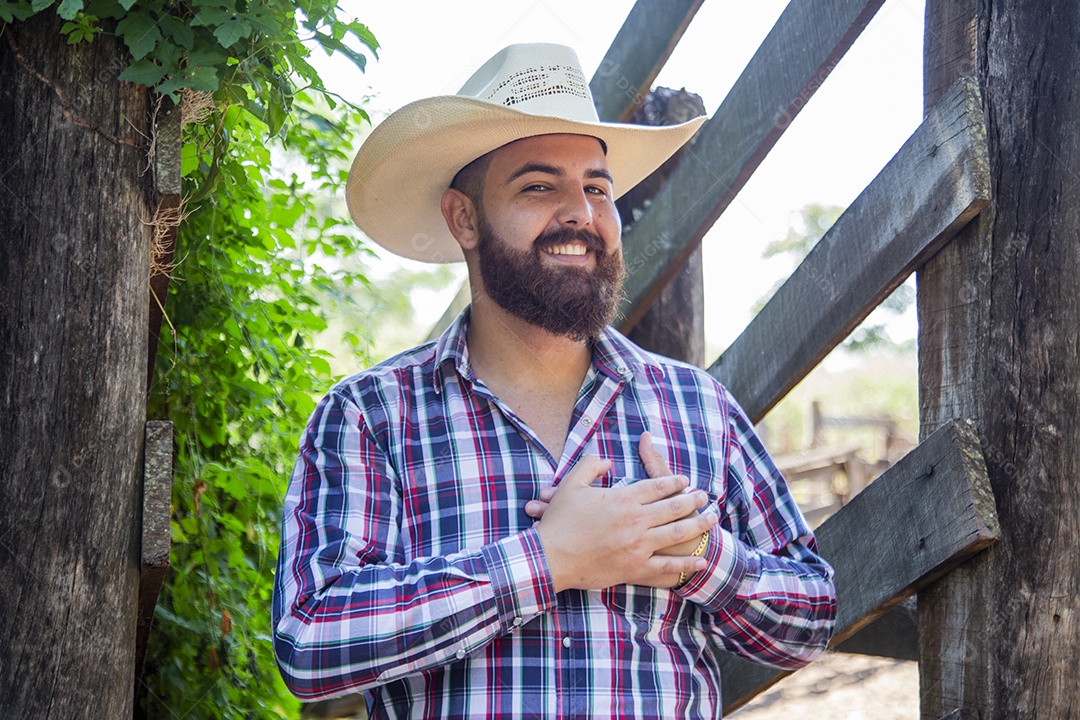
left=708, top=77, right=990, bottom=423
left=617, top=0, right=887, bottom=332
left=589, top=0, right=705, bottom=122
left=719, top=419, right=1000, bottom=713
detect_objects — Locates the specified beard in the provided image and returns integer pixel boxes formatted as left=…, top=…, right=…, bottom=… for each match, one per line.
left=475, top=216, right=626, bottom=342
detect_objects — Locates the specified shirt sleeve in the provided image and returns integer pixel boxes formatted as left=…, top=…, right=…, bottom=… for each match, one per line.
left=271, top=387, right=556, bottom=700
left=674, top=388, right=837, bottom=669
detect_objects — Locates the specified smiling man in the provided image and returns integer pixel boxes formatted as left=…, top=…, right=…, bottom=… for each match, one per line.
left=273, top=44, right=836, bottom=719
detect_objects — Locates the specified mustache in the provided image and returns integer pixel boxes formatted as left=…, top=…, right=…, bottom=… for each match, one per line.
left=532, top=226, right=607, bottom=254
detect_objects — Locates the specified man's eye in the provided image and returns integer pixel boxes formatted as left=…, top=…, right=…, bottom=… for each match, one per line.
left=586, top=186, right=609, bottom=197
left=523, top=184, right=549, bottom=192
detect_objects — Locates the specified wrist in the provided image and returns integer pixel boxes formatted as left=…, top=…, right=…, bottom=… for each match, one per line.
left=674, top=531, right=710, bottom=589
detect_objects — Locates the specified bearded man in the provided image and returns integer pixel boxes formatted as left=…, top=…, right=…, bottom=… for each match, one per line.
left=273, top=43, right=836, bottom=719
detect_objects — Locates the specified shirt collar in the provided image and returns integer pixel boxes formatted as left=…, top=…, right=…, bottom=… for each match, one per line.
left=430, top=305, right=666, bottom=392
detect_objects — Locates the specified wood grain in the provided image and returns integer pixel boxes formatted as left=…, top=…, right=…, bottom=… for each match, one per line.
left=0, top=13, right=151, bottom=717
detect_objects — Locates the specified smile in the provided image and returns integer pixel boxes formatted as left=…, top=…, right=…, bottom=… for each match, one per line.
left=543, top=244, right=588, bottom=256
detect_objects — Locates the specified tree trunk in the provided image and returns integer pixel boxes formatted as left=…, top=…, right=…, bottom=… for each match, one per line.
left=917, top=0, right=1080, bottom=717
left=0, top=12, right=151, bottom=717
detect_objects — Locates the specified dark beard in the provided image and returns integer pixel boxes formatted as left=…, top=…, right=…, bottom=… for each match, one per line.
left=476, top=217, right=626, bottom=342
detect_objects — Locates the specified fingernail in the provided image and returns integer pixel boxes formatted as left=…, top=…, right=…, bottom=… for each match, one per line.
left=695, top=558, right=707, bottom=570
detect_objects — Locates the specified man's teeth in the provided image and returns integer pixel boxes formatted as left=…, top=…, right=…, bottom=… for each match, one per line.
left=545, top=245, right=587, bottom=256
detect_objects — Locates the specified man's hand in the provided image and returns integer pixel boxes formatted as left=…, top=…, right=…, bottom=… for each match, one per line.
left=526, top=438, right=717, bottom=592
left=638, top=432, right=712, bottom=559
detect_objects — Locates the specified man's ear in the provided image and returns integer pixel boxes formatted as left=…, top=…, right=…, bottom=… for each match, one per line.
left=441, top=188, right=480, bottom=252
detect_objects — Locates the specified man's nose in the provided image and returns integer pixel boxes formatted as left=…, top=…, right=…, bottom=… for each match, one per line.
left=556, top=187, right=594, bottom=227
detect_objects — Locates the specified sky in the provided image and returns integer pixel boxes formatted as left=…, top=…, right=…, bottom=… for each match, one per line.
left=312, top=0, right=927, bottom=361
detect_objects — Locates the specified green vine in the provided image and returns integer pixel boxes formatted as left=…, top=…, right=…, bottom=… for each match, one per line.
left=3, top=0, right=378, bottom=716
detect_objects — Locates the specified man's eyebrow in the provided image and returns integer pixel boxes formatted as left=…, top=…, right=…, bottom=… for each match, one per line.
left=504, top=163, right=614, bottom=185
left=586, top=168, right=614, bottom=184
left=504, top=162, right=563, bottom=184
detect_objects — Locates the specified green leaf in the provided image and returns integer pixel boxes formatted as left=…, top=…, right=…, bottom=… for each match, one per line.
left=187, top=44, right=227, bottom=68
left=0, top=1, right=34, bottom=21
left=180, top=143, right=200, bottom=177
left=82, top=0, right=121, bottom=17
left=159, top=14, right=194, bottom=49
left=212, top=17, right=250, bottom=48
left=115, top=11, right=161, bottom=60
left=187, top=65, right=219, bottom=92
left=30, top=0, right=52, bottom=11
left=189, top=5, right=231, bottom=27
left=117, top=57, right=166, bottom=86
left=56, top=0, right=82, bottom=19
left=116, top=0, right=135, bottom=9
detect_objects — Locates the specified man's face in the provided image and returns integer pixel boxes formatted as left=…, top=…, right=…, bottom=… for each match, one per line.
left=473, top=134, right=625, bottom=341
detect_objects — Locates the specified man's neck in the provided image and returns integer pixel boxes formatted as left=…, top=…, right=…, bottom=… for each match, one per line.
left=465, top=297, right=593, bottom=396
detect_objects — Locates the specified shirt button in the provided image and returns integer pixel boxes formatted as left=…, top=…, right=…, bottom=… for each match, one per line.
left=617, top=365, right=629, bottom=375
left=562, top=636, right=571, bottom=648
left=581, top=416, right=592, bottom=426
left=513, top=617, right=523, bottom=626
left=455, top=649, right=466, bottom=659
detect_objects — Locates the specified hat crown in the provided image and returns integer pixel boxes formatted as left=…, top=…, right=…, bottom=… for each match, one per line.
left=457, top=43, right=600, bottom=123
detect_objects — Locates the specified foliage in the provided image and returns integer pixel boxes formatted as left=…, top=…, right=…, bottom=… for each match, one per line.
left=2, top=0, right=376, bottom=134
left=142, top=90, right=374, bottom=717
left=755, top=203, right=915, bottom=353
left=2, top=0, right=380, bottom=716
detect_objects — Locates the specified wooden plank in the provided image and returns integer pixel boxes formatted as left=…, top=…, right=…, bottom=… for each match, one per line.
left=617, top=0, right=886, bottom=331
left=834, top=598, right=917, bottom=661
left=134, top=420, right=174, bottom=685
left=719, top=419, right=999, bottom=713
left=588, top=0, right=704, bottom=122
left=708, top=77, right=990, bottom=423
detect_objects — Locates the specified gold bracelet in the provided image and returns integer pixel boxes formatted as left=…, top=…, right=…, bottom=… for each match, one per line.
left=675, top=531, right=711, bottom=589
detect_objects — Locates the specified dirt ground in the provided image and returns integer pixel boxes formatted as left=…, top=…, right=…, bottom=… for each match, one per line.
left=731, top=652, right=918, bottom=719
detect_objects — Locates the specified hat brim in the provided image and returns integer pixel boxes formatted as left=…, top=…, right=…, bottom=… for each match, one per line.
left=345, top=96, right=707, bottom=263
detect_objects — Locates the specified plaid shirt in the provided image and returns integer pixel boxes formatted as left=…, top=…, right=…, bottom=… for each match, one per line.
left=273, top=308, right=835, bottom=719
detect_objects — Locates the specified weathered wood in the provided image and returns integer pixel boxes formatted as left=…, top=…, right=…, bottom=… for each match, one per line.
left=588, top=0, right=704, bottom=122
left=148, top=98, right=182, bottom=390
left=918, top=1, right=1080, bottom=717
left=835, top=598, right=918, bottom=661
left=720, top=420, right=999, bottom=713
left=619, top=88, right=707, bottom=366
left=0, top=12, right=151, bottom=717
left=708, top=77, right=990, bottom=422
left=617, top=0, right=886, bottom=332
left=134, top=421, right=174, bottom=687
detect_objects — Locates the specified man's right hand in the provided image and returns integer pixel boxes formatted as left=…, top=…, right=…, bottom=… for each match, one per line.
left=533, top=456, right=717, bottom=593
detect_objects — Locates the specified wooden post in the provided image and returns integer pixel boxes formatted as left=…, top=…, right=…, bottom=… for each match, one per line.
left=0, top=13, right=151, bottom=717
left=619, top=88, right=707, bottom=365
left=918, top=0, right=1080, bottom=716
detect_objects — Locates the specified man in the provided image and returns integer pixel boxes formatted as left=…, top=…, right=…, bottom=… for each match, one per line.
left=274, top=43, right=836, bottom=718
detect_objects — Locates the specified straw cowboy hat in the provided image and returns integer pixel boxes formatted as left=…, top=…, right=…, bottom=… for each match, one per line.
left=345, top=42, right=707, bottom=263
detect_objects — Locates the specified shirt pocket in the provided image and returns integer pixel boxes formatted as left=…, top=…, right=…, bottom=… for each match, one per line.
left=596, top=585, right=685, bottom=638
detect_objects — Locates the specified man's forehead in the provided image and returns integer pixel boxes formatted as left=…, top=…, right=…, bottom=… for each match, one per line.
left=487, top=133, right=609, bottom=174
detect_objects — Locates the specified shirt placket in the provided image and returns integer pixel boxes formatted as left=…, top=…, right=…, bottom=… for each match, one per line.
left=555, top=364, right=628, bottom=719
